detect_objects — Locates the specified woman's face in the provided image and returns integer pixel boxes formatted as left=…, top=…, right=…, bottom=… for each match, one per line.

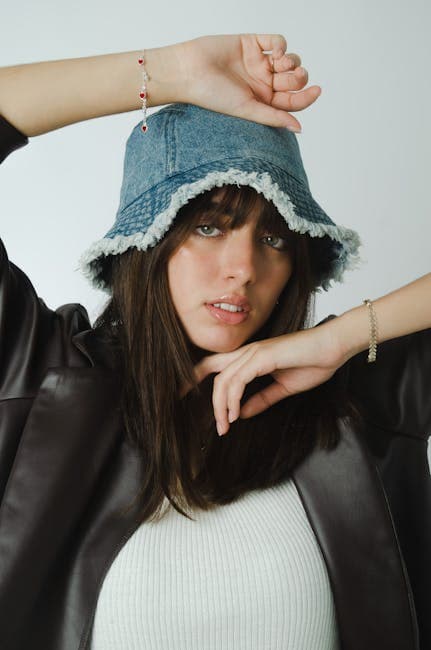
left=167, top=191, right=294, bottom=353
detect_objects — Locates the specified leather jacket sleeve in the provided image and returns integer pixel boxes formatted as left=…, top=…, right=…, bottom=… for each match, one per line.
left=0, top=235, right=59, bottom=502
left=346, top=327, right=431, bottom=440
left=0, top=116, right=90, bottom=399
left=0, top=237, right=61, bottom=400
left=0, top=115, right=49, bottom=397
left=0, top=115, right=28, bottom=164
left=0, top=118, right=92, bottom=504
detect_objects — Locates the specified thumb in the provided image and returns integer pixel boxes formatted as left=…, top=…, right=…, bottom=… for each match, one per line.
left=239, top=380, right=291, bottom=419
left=240, top=97, right=302, bottom=130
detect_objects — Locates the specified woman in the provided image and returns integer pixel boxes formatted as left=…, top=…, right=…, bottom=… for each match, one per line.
left=0, top=34, right=430, bottom=650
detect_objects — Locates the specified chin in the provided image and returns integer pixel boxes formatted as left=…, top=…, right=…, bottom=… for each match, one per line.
left=189, top=332, right=248, bottom=356
left=198, top=341, right=241, bottom=354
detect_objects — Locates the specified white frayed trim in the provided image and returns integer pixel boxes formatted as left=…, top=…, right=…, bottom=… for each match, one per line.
left=78, top=169, right=363, bottom=292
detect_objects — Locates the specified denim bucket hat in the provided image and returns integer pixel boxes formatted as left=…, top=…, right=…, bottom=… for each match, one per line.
left=79, top=102, right=362, bottom=293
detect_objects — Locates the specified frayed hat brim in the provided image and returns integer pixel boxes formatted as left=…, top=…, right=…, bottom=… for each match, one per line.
left=79, top=166, right=363, bottom=293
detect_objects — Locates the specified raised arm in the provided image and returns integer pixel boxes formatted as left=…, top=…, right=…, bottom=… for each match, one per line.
left=334, top=271, right=431, bottom=363
left=0, top=34, right=322, bottom=137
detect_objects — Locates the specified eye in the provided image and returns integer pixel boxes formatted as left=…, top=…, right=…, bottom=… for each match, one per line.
left=195, top=223, right=289, bottom=251
left=195, top=223, right=222, bottom=237
left=262, top=234, right=290, bottom=251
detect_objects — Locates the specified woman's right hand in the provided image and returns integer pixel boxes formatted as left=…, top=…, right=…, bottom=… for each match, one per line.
left=166, top=34, right=321, bottom=131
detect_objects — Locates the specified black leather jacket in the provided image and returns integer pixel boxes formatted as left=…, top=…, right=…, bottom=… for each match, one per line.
left=0, top=116, right=430, bottom=649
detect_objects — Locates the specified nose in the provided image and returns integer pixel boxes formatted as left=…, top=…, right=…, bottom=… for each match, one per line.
left=219, top=228, right=258, bottom=284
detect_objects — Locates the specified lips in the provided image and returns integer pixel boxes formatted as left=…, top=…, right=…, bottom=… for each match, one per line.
left=205, top=303, right=249, bottom=325
left=206, top=294, right=251, bottom=312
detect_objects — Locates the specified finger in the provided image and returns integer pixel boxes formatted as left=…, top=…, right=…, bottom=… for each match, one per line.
left=272, top=85, right=322, bottom=113
left=179, top=381, right=192, bottom=399
left=272, top=52, right=302, bottom=73
left=215, top=347, right=278, bottom=430
left=273, top=67, right=310, bottom=92
left=213, top=371, right=233, bottom=435
left=255, top=33, right=288, bottom=59
left=285, top=52, right=302, bottom=67
left=191, top=346, right=255, bottom=399
left=239, top=381, right=292, bottom=418
left=180, top=350, right=241, bottom=400
left=193, top=351, right=234, bottom=385
left=180, top=350, right=242, bottom=402
left=225, top=352, right=278, bottom=423
left=212, top=347, right=257, bottom=433
left=240, top=96, right=303, bottom=131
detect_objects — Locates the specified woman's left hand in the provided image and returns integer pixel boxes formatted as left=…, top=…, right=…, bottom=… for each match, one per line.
left=176, top=34, right=321, bottom=131
left=182, top=321, right=347, bottom=436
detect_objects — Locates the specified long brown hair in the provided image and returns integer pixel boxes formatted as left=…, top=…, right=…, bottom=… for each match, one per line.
left=95, top=184, right=362, bottom=523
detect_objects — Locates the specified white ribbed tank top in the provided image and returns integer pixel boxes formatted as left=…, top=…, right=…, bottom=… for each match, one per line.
left=90, top=478, right=340, bottom=649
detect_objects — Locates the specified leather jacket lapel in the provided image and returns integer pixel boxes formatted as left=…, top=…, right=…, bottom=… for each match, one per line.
left=292, top=417, right=420, bottom=650
left=0, top=365, right=141, bottom=650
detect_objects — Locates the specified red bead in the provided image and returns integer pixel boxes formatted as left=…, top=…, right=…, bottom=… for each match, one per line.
left=141, top=124, right=148, bottom=132
left=138, top=58, right=144, bottom=65
left=139, top=91, right=146, bottom=99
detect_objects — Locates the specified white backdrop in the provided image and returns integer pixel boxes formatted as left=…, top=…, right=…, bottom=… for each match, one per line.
left=1, top=0, right=430, bottom=462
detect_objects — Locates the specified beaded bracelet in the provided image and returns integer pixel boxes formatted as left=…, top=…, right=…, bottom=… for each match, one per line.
left=138, top=53, right=149, bottom=133
left=363, top=298, right=378, bottom=363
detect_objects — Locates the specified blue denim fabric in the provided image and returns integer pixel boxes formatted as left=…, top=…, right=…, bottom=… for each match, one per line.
left=79, top=103, right=362, bottom=292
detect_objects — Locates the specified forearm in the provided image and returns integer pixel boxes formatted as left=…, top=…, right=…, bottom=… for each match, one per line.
left=333, top=271, right=431, bottom=363
left=0, top=43, right=185, bottom=137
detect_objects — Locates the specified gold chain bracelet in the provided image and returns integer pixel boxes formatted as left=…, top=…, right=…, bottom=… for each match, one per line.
left=363, top=298, right=378, bottom=363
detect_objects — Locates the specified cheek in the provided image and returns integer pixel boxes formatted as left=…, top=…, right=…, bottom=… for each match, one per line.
left=168, top=246, right=212, bottom=305
left=270, top=258, right=294, bottom=293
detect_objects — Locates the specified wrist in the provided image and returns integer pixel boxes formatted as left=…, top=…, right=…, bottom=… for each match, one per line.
left=144, top=40, right=192, bottom=108
left=332, top=305, right=371, bottom=364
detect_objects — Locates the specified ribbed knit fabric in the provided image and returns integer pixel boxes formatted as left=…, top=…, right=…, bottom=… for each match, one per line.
left=90, top=478, right=340, bottom=649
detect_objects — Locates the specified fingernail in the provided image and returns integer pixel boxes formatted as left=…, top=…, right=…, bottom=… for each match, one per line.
left=217, top=422, right=224, bottom=436
left=287, top=125, right=302, bottom=133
